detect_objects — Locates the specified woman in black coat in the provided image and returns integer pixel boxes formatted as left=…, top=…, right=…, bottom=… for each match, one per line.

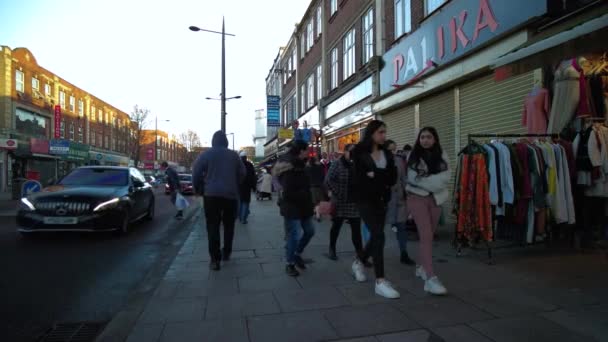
left=350, top=120, right=400, bottom=299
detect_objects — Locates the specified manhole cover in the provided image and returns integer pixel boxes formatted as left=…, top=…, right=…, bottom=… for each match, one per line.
left=39, top=322, right=106, bottom=342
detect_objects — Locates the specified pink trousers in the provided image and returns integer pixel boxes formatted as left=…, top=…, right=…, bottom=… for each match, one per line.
left=407, top=194, right=441, bottom=278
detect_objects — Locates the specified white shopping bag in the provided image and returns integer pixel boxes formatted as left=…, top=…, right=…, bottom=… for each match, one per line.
left=175, top=193, right=189, bottom=210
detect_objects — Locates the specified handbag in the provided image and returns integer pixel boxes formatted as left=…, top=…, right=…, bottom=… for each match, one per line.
left=316, top=200, right=335, bottom=218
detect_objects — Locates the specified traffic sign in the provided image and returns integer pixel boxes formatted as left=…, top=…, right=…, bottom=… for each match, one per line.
left=21, top=180, right=42, bottom=198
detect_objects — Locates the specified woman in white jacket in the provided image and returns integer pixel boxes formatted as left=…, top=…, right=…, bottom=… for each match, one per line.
left=406, top=127, right=450, bottom=295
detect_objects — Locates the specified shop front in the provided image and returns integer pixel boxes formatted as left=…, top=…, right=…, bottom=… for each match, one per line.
left=0, top=138, right=18, bottom=197
left=322, top=76, right=374, bottom=155
left=88, top=149, right=130, bottom=167
left=50, top=139, right=90, bottom=178
left=9, top=138, right=58, bottom=198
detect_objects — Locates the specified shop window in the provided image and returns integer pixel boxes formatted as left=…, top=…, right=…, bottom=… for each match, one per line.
left=15, top=108, right=49, bottom=138
left=425, top=0, right=446, bottom=16
left=362, top=8, right=374, bottom=64
left=395, top=0, right=412, bottom=37
left=307, top=74, right=315, bottom=109
left=316, top=6, right=322, bottom=37
left=343, top=28, right=356, bottom=80
left=330, top=48, right=339, bottom=89
left=16, top=70, right=24, bottom=93
left=32, top=78, right=40, bottom=92
left=59, top=91, right=66, bottom=109
left=316, top=64, right=322, bottom=101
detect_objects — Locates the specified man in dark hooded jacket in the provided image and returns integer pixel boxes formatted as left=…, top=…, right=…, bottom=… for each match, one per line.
left=193, top=131, right=246, bottom=271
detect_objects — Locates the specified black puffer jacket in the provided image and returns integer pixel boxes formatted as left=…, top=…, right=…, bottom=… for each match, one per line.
left=351, top=144, right=397, bottom=205
left=273, top=155, right=314, bottom=219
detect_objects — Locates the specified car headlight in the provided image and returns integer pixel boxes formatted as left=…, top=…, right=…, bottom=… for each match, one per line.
left=93, top=198, right=120, bottom=212
left=20, top=198, right=35, bottom=211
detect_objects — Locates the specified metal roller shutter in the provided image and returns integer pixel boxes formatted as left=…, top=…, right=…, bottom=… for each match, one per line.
left=419, top=90, right=456, bottom=171
left=460, top=72, right=534, bottom=148
left=382, top=105, right=416, bottom=149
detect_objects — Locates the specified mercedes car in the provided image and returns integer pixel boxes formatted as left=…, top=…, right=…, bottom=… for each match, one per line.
left=17, top=166, right=155, bottom=235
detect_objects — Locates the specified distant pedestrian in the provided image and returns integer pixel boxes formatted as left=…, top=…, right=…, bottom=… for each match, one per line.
left=385, top=140, right=415, bottom=265
left=325, top=144, right=364, bottom=262
left=406, top=127, right=450, bottom=295
left=257, top=169, right=273, bottom=200
left=193, top=131, right=246, bottom=271
left=162, top=161, right=182, bottom=220
left=273, top=140, right=316, bottom=277
left=351, top=120, right=400, bottom=299
left=238, top=151, right=257, bottom=224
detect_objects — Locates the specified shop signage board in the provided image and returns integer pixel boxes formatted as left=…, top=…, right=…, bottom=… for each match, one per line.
left=0, top=139, right=18, bottom=150
left=278, top=128, right=294, bottom=139
left=266, top=96, right=281, bottom=127
left=30, top=138, right=50, bottom=154
left=54, top=105, right=62, bottom=139
left=146, top=147, right=154, bottom=161
left=49, top=139, right=70, bottom=155
left=66, top=142, right=90, bottom=162
left=379, top=0, right=548, bottom=95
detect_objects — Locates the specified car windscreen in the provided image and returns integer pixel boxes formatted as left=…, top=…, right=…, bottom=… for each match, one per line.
left=59, top=168, right=129, bottom=186
left=179, top=175, right=192, bottom=182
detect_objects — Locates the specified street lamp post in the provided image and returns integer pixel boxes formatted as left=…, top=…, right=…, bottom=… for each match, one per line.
left=226, top=132, right=235, bottom=151
left=155, top=116, right=170, bottom=163
left=190, top=18, right=235, bottom=134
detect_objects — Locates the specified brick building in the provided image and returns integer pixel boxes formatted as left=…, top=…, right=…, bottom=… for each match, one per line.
left=139, top=130, right=186, bottom=173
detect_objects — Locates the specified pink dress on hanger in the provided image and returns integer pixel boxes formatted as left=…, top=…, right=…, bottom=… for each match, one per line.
left=522, top=87, right=550, bottom=134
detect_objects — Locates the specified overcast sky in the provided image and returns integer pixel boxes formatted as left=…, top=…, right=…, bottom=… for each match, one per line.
left=0, top=0, right=309, bottom=149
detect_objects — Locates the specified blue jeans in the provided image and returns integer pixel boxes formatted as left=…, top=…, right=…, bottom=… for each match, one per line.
left=239, top=201, right=250, bottom=222
left=284, top=217, right=315, bottom=265
left=394, top=222, right=408, bottom=253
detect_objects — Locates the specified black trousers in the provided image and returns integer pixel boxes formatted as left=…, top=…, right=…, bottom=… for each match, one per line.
left=330, top=217, right=364, bottom=260
left=204, top=196, right=238, bottom=262
left=357, top=202, right=387, bottom=279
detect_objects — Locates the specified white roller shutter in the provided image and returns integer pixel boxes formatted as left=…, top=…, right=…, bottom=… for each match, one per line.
left=381, top=105, right=416, bottom=149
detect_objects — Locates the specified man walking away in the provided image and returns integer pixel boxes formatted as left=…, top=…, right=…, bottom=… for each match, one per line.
left=162, top=161, right=182, bottom=220
left=239, top=151, right=257, bottom=224
left=193, top=131, right=245, bottom=271
left=273, top=141, right=316, bottom=277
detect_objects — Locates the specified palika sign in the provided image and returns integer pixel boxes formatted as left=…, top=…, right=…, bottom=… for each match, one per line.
left=379, top=0, right=547, bottom=95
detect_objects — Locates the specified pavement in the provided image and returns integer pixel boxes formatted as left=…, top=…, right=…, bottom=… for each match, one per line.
left=0, top=198, right=18, bottom=217
left=110, top=198, right=608, bottom=342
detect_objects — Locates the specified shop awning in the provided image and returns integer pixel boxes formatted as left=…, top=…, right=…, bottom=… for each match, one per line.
left=492, top=13, right=608, bottom=68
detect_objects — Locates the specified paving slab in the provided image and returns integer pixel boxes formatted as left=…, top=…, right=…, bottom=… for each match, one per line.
left=139, top=297, right=206, bottom=324
left=247, top=310, right=338, bottom=342
left=337, top=283, right=418, bottom=306
left=376, top=329, right=444, bottom=342
left=431, top=325, right=494, bottom=342
left=394, top=297, right=494, bottom=328
left=469, top=316, right=593, bottom=342
left=125, top=323, right=164, bottom=342
left=238, top=274, right=302, bottom=293
left=457, top=287, right=557, bottom=317
left=174, top=278, right=238, bottom=298
left=541, top=305, right=608, bottom=342
left=323, top=303, right=419, bottom=338
left=204, top=291, right=281, bottom=319
left=333, top=337, right=379, bottom=342
left=208, top=262, right=263, bottom=279
left=160, top=319, right=248, bottom=342
left=274, top=286, right=350, bottom=312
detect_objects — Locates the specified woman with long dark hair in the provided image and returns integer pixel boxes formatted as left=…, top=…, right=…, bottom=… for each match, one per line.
left=351, top=120, right=400, bottom=299
left=406, top=127, right=450, bottom=295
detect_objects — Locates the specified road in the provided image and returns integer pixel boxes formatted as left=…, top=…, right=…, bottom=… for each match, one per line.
left=0, top=188, right=195, bottom=342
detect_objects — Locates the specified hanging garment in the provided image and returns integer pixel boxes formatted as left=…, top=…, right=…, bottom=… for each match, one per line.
left=537, top=142, right=559, bottom=220
left=522, top=87, right=550, bottom=134
left=558, top=140, right=577, bottom=181
left=492, top=142, right=514, bottom=216
left=482, top=144, right=499, bottom=206
left=589, top=75, right=605, bottom=118
left=547, top=59, right=582, bottom=134
left=455, top=153, right=492, bottom=242
left=514, top=143, right=533, bottom=225
left=553, top=144, right=569, bottom=224
left=557, top=144, right=576, bottom=224
left=584, top=125, right=608, bottom=198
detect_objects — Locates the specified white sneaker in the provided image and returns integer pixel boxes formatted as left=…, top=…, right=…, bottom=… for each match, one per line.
left=415, top=265, right=428, bottom=280
left=375, top=280, right=400, bottom=299
left=351, top=260, right=367, bottom=282
left=424, top=276, right=448, bottom=295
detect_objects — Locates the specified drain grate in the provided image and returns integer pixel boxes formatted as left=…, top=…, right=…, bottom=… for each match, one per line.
left=39, top=322, right=106, bottom=342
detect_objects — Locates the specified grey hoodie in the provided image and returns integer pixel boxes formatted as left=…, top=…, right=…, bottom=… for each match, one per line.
left=192, top=131, right=245, bottom=200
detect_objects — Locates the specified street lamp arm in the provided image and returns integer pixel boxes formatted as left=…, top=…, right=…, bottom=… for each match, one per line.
left=189, top=26, right=236, bottom=37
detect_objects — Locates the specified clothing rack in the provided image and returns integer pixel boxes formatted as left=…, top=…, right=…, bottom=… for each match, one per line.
left=458, top=133, right=559, bottom=265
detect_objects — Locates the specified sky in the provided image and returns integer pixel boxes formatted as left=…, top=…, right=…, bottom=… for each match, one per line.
left=0, top=0, right=310, bottom=149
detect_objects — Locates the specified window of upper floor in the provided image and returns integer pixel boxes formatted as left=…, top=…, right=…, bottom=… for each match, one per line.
left=395, top=0, right=412, bottom=38
left=363, top=8, right=375, bottom=65
left=16, top=70, right=25, bottom=93
left=425, top=0, right=447, bottom=16
left=330, top=0, right=338, bottom=16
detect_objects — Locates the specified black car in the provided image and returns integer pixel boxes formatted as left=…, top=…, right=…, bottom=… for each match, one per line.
left=17, top=166, right=155, bottom=235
